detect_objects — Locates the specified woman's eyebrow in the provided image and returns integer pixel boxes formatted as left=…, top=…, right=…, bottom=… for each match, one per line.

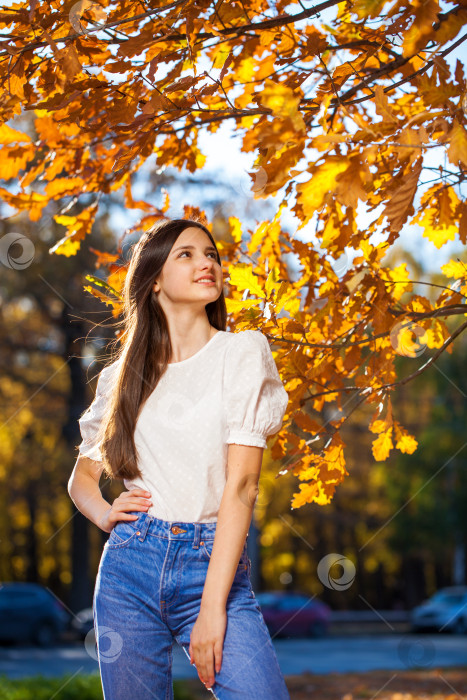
left=172, top=244, right=217, bottom=254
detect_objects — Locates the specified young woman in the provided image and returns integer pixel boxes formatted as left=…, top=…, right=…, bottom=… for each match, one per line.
left=68, top=218, right=290, bottom=700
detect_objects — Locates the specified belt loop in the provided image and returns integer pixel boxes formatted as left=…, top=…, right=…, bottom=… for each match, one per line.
left=137, top=514, right=152, bottom=542
left=193, top=523, right=201, bottom=549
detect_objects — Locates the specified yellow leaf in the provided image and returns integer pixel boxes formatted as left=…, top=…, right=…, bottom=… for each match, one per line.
left=441, top=260, right=467, bottom=278
left=381, top=262, right=413, bottom=302
left=51, top=205, right=97, bottom=256
left=258, top=79, right=305, bottom=131
left=296, top=157, right=348, bottom=219
left=419, top=325, right=444, bottom=349
left=395, top=433, right=418, bottom=453
left=275, top=282, right=301, bottom=315
left=369, top=419, right=388, bottom=434
left=228, top=216, right=242, bottom=243
left=372, top=429, right=393, bottom=461
left=447, top=120, right=467, bottom=169
left=228, top=263, right=266, bottom=298
left=83, top=286, right=121, bottom=308
left=422, top=223, right=457, bottom=249
left=259, top=79, right=299, bottom=118
left=265, top=267, right=281, bottom=298
left=225, top=298, right=262, bottom=313
left=394, top=423, right=418, bottom=454
left=212, top=46, right=231, bottom=70
left=351, top=0, right=387, bottom=18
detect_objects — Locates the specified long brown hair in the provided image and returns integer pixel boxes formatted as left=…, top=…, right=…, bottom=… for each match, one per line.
left=97, top=218, right=227, bottom=481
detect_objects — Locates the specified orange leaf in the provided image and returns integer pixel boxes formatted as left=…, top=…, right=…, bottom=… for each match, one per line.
left=294, top=412, right=323, bottom=434
left=0, top=123, right=31, bottom=144
left=45, top=177, right=85, bottom=198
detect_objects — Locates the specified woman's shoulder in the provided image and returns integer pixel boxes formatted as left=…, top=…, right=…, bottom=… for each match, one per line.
left=225, top=329, right=269, bottom=350
left=91, top=357, right=121, bottom=389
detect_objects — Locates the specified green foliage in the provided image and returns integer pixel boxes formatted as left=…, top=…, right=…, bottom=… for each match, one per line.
left=0, top=673, right=195, bottom=700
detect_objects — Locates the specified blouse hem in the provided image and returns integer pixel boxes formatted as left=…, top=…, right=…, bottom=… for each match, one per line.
left=226, top=431, right=268, bottom=448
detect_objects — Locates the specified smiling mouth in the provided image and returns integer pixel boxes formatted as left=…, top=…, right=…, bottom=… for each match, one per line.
left=195, top=279, right=216, bottom=284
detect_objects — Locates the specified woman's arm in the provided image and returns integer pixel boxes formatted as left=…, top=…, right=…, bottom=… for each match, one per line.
left=189, top=443, right=263, bottom=688
left=201, top=443, right=262, bottom=607
left=68, top=455, right=152, bottom=532
left=68, top=456, right=113, bottom=531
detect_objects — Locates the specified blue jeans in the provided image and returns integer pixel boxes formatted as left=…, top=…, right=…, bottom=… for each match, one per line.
left=93, top=511, right=290, bottom=700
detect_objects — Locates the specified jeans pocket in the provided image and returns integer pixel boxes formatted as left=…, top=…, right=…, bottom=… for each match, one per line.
left=106, top=521, right=139, bottom=549
left=201, top=539, right=248, bottom=571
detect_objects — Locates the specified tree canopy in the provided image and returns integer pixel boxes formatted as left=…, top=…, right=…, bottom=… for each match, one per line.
left=1, top=0, right=466, bottom=510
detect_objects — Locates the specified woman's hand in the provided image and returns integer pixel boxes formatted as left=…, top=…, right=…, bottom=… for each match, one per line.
left=189, top=604, right=227, bottom=689
left=98, top=488, right=152, bottom=533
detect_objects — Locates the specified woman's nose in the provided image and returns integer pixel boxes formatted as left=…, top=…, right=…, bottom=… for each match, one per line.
left=199, top=257, right=214, bottom=268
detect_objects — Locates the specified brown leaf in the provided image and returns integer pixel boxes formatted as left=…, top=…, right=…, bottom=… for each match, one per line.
left=459, top=201, right=467, bottom=244
left=57, top=45, right=82, bottom=81
left=383, top=159, right=423, bottom=233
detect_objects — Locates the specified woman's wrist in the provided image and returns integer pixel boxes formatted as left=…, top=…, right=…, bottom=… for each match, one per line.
left=200, top=595, right=227, bottom=612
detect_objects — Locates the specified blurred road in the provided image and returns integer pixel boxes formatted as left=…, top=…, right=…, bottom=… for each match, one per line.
left=0, top=633, right=465, bottom=680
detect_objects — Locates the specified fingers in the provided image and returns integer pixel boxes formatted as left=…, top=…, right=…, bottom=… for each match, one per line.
left=214, top=644, right=222, bottom=674
left=112, top=489, right=152, bottom=522
left=195, top=647, right=216, bottom=688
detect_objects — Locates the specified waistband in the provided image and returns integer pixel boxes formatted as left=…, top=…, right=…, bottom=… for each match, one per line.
left=126, top=510, right=221, bottom=547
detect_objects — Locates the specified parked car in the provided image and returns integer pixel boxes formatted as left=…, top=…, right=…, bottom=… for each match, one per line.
left=255, top=590, right=331, bottom=638
left=411, top=586, right=467, bottom=634
left=0, top=582, right=70, bottom=646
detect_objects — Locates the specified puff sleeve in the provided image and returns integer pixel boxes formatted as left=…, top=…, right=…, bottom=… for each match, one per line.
left=77, top=362, right=118, bottom=462
left=223, top=330, right=289, bottom=448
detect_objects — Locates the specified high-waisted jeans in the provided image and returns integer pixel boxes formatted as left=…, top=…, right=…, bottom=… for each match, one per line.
left=93, top=511, right=290, bottom=700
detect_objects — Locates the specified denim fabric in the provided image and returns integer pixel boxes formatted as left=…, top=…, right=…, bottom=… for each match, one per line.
left=93, top=511, right=290, bottom=700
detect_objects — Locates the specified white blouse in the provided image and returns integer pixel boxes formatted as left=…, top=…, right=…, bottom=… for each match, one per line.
left=77, top=329, right=289, bottom=523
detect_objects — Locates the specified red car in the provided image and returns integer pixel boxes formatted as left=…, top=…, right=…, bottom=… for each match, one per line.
left=255, top=591, right=331, bottom=638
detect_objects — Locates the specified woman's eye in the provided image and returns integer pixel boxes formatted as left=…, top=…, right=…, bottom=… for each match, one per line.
left=178, top=251, right=217, bottom=260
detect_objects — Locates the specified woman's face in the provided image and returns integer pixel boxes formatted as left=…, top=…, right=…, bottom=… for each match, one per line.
left=153, top=226, right=222, bottom=308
